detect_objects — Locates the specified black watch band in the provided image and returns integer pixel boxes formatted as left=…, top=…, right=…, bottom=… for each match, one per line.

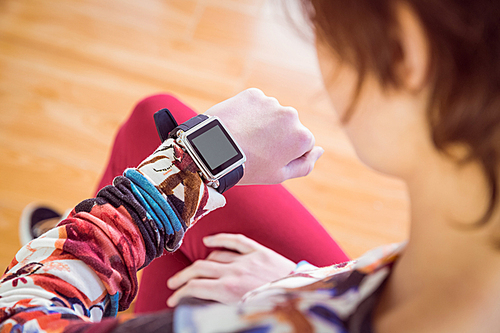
left=154, top=109, right=244, bottom=194
left=216, top=163, right=244, bottom=193
left=153, top=108, right=178, bottom=142
left=167, top=114, right=209, bottom=139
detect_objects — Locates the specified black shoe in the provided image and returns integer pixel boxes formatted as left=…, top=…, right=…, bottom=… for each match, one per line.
left=19, top=204, right=63, bottom=246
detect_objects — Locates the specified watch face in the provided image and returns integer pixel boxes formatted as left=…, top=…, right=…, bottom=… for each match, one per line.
left=186, top=118, right=245, bottom=178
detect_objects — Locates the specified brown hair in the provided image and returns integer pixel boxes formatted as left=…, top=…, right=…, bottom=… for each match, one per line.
left=300, top=0, right=500, bottom=225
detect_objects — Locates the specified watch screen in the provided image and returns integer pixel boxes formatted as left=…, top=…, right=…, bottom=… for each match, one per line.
left=187, top=119, right=244, bottom=176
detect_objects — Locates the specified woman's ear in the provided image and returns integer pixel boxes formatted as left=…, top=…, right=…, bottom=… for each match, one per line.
left=393, top=2, right=430, bottom=92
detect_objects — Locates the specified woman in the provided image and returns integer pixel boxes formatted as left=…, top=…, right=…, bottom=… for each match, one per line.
left=2, top=0, right=500, bottom=332
left=309, top=0, right=500, bottom=331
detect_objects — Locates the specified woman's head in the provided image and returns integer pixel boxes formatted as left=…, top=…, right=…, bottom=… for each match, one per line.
left=302, top=0, right=500, bottom=224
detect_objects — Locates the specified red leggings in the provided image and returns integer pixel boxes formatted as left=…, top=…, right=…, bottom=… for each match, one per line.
left=95, top=94, right=349, bottom=313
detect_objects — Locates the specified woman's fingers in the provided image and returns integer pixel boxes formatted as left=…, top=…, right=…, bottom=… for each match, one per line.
left=167, top=279, right=226, bottom=307
left=203, top=233, right=262, bottom=254
left=166, top=233, right=298, bottom=307
left=203, top=233, right=261, bottom=254
left=167, top=260, right=222, bottom=290
left=168, top=234, right=262, bottom=293
left=206, top=250, right=240, bottom=263
left=283, top=146, right=325, bottom=180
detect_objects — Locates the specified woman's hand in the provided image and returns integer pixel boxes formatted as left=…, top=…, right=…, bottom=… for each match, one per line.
left=166, top=233, right=296, bottom=306
left=204, top=88, right=324, bottom=185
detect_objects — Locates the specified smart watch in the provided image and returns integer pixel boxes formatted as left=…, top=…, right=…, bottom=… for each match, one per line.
left=153, top=109, right=246, bottom=193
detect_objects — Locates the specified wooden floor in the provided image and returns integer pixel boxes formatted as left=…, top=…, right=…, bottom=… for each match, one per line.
left=0, top=0, right=409, bottom=277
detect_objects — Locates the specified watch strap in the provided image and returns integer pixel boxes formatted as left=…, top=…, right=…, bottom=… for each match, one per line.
left=216, top=165, right=244, bottom=194
left=154, top=109, right=178, bottom=143
left=168, top=114, right=208, bottom=138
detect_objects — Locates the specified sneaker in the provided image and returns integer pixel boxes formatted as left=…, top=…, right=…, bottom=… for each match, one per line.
left=19, top=204, right=70, bottom=246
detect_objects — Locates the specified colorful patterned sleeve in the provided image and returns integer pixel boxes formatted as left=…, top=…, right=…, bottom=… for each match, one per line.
left=0, top=139, right=226, bottom=332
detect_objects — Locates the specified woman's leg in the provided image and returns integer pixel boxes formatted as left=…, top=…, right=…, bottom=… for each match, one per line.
left=96, top=94, right=349, bottom=313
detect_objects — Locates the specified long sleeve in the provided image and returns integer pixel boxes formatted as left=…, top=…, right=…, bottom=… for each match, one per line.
left=0, top=177, right=155, bottom=331
left=0, top=139, right=225, bottom=332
